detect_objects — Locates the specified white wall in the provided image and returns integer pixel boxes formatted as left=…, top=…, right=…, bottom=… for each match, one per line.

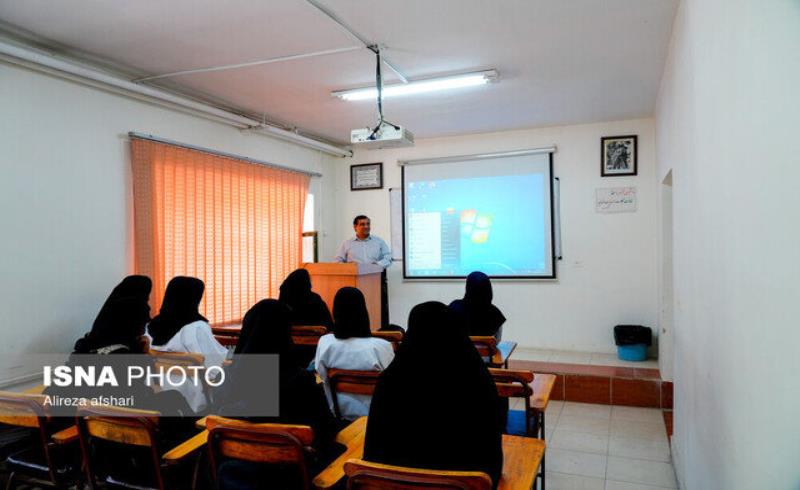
left=332, top=119, right=658, bottom=353
left=655, top=1, right=800, bottom=488
left=0, top=61, right=340, bottom=382
left=658, top=172, right=674, bottom=381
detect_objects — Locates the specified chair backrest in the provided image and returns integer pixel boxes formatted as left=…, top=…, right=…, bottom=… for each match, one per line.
left=76, top=404, right=164, bottom=490
left=344, top=459, right=493, bottom=490
left=205, top=416, right=314, bottom=490
left=0, top=391, right=47, bottom=429
left=371, top=331, right=403, bottom=351
left=291, top=325, right=329, bottom=346
left=211, top=325, right=330, bottom=347
left=147, top=349, right=206, bottom=369
left=469, top=336, right=504, bottom=366
left=469, top=336, right=498, bottom=357
left=210, top=325, right=241, bottom=349
left=147, top=349, right=214, bottom=400
left=0, top=391, right=59, bottom=483
left=214, top=335, right=239, bottom=347
left=489, top=368, right=534, bottom=435
left=489, top=368, right=533, bottom=398
left=141, top=335, right=151, bottom=352
left=326, top=369, right=381, bottom=420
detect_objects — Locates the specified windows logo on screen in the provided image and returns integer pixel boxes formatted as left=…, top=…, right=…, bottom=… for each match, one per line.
left=460, top=209, right=493, bottom=244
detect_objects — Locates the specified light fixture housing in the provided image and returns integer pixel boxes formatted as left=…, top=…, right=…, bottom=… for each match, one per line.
left=332, top=69, right=499, bottom=101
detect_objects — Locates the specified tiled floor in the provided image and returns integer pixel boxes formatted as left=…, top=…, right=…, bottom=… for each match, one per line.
left=514, top=399, right=676, bottom=489
left=514, top=348, right=660, bottom=370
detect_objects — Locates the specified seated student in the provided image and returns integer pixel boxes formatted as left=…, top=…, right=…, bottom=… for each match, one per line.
left=46, top=276, right=192, bottom=419
left=43, top=277, right=156, bottom=428
left=46, top=280, right=194, bottom=486
left=364, top=302, right=504, bottom=486
left=315, top=287, right=394, bottom=420
left=214, top=300, right=342, bottom=489
left=72, top=275, right=153, bottom=353
left=147, top=276, right=227, bottom=413
left=449, top=271, right=507, bottom=342
left=279, top=268, right=333, bottom=329
left=450, top=272, right=511, bottom=426
left=278, top=268, right=334, bottom=367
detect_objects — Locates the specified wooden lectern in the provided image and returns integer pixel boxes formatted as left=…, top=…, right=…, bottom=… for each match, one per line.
left=302, top=262, right=384, bottom=331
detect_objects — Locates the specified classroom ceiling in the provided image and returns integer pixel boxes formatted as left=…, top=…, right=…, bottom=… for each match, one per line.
left=0, top=0, right=678, bottom=146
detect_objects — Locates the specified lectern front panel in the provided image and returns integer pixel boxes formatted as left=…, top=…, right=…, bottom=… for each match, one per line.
left=302, top=263, right=382, bottom=331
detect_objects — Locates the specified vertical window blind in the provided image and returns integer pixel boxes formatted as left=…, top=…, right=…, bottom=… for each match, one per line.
left=131, top=138, right=310, bottom=325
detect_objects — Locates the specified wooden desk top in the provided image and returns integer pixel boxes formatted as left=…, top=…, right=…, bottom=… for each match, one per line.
left=171, top=415, right=544, bottom=488
left=22, top=384, right=45, bottom=394
left=313, top=419, right=544, bottom=490
left=166, top=417, right=366, bottom=466
left=498, top=435, right=545, bottom=490
left=313, top=431, right=366, bottom=488
left=530, top=373, right=557, bottom=412
left=336, top=416, right=366, bottom=445
left=51, top=425, right=78, bottom=445
left=162, top=430, right=208, bottom=464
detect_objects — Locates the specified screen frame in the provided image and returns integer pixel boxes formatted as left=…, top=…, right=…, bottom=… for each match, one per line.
left=401, top=151, right=557, bottom=280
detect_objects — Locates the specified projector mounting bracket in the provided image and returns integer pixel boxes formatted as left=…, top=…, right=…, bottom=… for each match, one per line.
left=367, top=45, right=401, bottom=141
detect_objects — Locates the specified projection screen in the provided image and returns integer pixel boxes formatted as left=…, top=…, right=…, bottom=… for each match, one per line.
left=402, top=149, right=556, bottom=279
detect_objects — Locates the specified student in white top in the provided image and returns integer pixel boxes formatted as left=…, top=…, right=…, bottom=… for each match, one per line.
left=146, top=276, right=227, bottom=413
left=315, top=287, right=394, bottom=420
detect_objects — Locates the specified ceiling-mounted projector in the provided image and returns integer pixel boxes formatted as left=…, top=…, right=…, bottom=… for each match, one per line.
left=345, top=44, right=415, bottom=150
left=351, top=125, right=414, bottom=149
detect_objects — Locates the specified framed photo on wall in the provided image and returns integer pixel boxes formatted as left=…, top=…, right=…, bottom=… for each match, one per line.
left=350, top=162, right=383, bottom=190
left=601, top=135, right=637, bottom=177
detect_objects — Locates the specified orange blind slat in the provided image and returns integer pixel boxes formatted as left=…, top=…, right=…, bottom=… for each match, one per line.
left=131, top=139, right=310, bottom=324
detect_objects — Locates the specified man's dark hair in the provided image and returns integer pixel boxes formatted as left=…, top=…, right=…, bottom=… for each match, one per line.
left=353, top=215, right=370, bottom=225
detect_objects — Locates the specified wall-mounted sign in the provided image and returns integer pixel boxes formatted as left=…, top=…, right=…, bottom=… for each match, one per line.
left=596, top=187, right=637, bottom=213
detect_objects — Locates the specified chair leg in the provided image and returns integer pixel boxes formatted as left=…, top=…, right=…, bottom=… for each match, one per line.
left=4, top=471, right=15, bottom=490
left=540, top=411, right=546, bottom=439
left=540, top=411, right=546, bottom=490
left=191, top=449, right=204, bottom=490
left=540, top=452, right=546, bottom=490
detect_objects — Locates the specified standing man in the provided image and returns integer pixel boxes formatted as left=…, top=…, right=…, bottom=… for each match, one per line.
left=334, top=215, right=392, bottom=327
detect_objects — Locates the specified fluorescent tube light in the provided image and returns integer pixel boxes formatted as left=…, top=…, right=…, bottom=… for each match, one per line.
left=332, top=69, right=498, bottom=101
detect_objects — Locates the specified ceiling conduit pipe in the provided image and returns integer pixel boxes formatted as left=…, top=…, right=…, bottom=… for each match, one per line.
left=0, top=39, right=352, bottom=158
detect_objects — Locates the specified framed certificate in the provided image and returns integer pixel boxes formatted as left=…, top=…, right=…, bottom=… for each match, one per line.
left=350, top=162, right=383, bottom=191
